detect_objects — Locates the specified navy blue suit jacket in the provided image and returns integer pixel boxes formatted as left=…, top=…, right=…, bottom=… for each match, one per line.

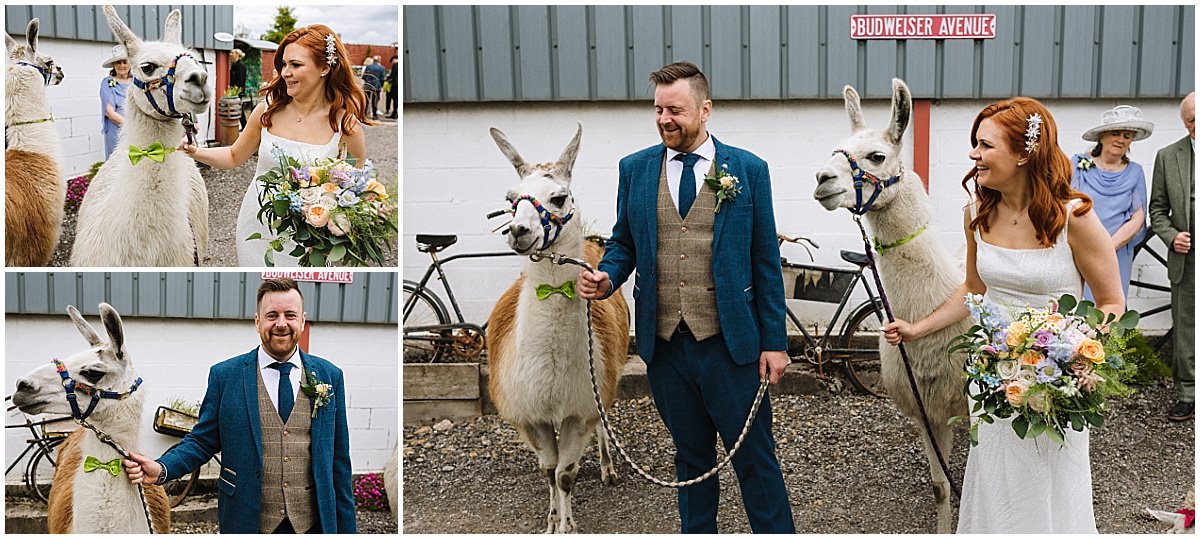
left=157, top=348, right=355, bottom=533
left=598, top=136, right=788, bottom=365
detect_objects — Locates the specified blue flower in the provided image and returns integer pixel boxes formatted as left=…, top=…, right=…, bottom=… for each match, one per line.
left=337, top=190, right=360, bottom=207
left=288, top=193, right=303, bottom=212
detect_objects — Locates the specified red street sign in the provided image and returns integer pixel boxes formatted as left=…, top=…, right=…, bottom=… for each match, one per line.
left=850, top=14, right=996, bottom=40
left=261, top=271, right=354, bottom=284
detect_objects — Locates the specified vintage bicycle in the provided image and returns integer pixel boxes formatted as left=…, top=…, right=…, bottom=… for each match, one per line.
left=4, top=398, right=74, bottom=504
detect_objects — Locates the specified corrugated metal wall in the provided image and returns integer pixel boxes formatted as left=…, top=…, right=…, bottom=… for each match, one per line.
left=403, top=5, right=1194, bottom=102
left=5, top=272, right=398, bottom=324
left=5, top=4, right=234, bottom=51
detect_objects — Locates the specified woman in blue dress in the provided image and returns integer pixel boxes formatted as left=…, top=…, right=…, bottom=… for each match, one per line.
left=1071, top=105, right=1155, bottom=301
left=99, top=45, right=132, bottom=159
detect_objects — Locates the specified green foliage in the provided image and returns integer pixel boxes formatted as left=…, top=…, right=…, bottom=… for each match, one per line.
left=260, top=6, right=299, bottom=44
left=165, top=397, right=201, bottom=416
left=1107, top=328, right=1171, bottom=386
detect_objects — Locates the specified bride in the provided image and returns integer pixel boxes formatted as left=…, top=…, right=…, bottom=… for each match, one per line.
left=883, top=98, right=1124, bottom=533
left=178, top=24, right=374, bottom=266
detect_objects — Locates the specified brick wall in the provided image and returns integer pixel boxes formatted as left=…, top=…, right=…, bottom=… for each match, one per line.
left=258, top=43, right=397, bottom=84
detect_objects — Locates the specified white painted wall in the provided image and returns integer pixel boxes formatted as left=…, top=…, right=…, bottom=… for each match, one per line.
left=29, top=37, right=219, bottom=177
left=4, top=314, right=397, bottom=482
left=404, top=98, right=1186, bottom=333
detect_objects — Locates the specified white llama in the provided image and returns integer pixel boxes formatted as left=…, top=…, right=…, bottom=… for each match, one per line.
left=486, top=124, right=631, bottom=533
left=5, top=18, right=65, bottom=267
left=11, top=303, right=170, bottom=533
left=812, top=79, right=968, bottom=533
left=71, top=5, right=211, bottom=267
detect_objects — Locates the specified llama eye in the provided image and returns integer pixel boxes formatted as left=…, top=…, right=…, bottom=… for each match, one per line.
left=867, top=152, right=887, bottom=164
left=140, top=63, right=157, bottom=75
left=78, top=369, right=105, bottom=385
left=550, top=195, right=568, bottom=207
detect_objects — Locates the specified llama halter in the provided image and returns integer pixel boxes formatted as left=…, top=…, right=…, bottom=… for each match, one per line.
left=510, top=194, right=575, bottom=251
left=132, top=52, right=195, bottom=120
left=832, top=149, right=903, bottom=215
left=52, top=357, right=142, bottom=421
left=15, top=60, right=56, bottom=86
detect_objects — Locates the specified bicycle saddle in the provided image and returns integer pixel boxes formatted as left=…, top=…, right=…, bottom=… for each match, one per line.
left=416, top=234, right=458, bottom=252
left=840, top=250, right=869, bottom=268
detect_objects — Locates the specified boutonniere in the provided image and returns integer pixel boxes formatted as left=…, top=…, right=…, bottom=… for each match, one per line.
left=107, top=78, right=118, bottom=88
left=299, top=369, right=333, bottom=419
left=1076, top=155, right=1095, bottom=171
left=703, top=163, right=742, bottom=213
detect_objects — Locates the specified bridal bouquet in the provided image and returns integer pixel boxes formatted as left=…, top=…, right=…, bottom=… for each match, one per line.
left=948, top=294, right=1139, bottom=446
left=249, top=145, right=397, bottom=266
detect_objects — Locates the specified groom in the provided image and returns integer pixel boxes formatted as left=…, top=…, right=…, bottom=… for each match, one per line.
left=122, top=278, right=355, bottom=533
left=578, top=61, right=794, bottom=533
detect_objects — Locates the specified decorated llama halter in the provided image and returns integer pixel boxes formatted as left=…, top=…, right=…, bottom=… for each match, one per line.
left=15, top=60, right=55, bottom=86
left=832, top=149, right=904, bottom=215
left=132, top=52, right=195, bottom=120
left=52, top=357, right=142, bottom=421
left=511, top=194, right=575, bottom=251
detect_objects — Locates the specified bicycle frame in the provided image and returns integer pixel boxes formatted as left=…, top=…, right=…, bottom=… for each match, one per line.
left=4, top=412, right=73, bottom=477
left=404, top=249, right=519, bottom=327
left=784, top=263, right=882, bottom=369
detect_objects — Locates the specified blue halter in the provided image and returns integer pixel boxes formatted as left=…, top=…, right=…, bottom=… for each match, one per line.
left=131, top=52, right=194, bottom=119
left=15, top=61, right=55, bottom=86
left=833, top=149, right=903, bottom=215
left=52, top=358, right=142, bottom=421
left=511, top=194, right=575, bottom=251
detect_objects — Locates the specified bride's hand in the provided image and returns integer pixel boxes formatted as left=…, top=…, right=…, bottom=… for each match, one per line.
left=177, top=139, right=198, bottom=157
left=882, top=319, right=919, bottom=345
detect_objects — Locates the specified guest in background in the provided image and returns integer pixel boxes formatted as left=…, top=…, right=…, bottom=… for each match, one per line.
left=384, top=55, right=398, bottom=119
left=99, top=45, right=131, bottom=159
left=229, top=48, right=248, bottom=128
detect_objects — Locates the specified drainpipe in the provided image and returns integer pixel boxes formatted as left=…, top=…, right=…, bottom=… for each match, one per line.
left=913, top=98, right=931, bottom=192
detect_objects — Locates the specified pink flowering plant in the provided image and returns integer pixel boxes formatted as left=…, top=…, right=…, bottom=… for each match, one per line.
left=64, top=162, right=104, bottom=213
left=948, top=294, right=1139, bottom=446
left=352, top=472, right=388, bottom=512
left=249, top=144, right=397, bottom=267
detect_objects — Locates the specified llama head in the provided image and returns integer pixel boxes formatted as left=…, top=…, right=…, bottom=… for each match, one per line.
left=11, top=303, right=139, bottom=420
left=814, top=78, right=913, bottom=213
left=5, top=18, right=64, bottom=86
left=104, top=5, right=211, bottom=119
left=490, top=123, right=583, bottom=255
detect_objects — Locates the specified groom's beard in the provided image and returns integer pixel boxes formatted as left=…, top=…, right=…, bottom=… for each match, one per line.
left=261, top=329, right=300, bottom=360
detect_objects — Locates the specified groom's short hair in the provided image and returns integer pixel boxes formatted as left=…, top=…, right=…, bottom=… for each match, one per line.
left=257, top=278, right=304, bottom=308
left=650, top=61, right=709, bottom=106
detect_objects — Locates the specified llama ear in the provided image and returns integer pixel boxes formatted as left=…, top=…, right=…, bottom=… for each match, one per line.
left=25, top=18, right=38, bottom=53
left=67, top=305, right=103, bottom=347
left=490, top=127, right=532, bottom=177
left=843, top=85, right=867, bottom=133
left=99, top=303, right=126, bottom=360
left=5, top=32, right=15, bottom=57
left=104, top=5, right=141, bottom=58
left=886, top=78, right=912, bottom=146
left=163, top=9, right=182, bottom=45
left=554, top=122, right=583, bottom=182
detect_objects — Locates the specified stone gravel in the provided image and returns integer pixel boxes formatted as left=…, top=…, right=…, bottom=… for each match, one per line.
left=402, top=382, right=1193, bottom=533
left=49, top=117, right=398, bottom=267
left=173, top=508, right=397, bottom=534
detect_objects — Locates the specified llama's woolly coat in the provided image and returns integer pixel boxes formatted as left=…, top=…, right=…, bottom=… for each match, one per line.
left=47, top=428, right=171, bottom=534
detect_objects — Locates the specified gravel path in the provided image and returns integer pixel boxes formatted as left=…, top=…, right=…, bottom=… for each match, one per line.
left=402, top=382, right=1193, bottom=533
left=174, top=507, right=397, bottom=534
left=49, top=118, right=398, bottom=267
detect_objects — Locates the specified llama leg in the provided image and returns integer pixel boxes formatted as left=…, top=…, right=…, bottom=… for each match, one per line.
left=517, top=422, right=560, bottom=533
left=920, top=424, right=955, bottom=533
left=595, top=423, right=619, bottom=486
left=552, top=415, right=591, bottom=533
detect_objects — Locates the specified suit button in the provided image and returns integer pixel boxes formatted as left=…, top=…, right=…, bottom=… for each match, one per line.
left=680, top=226, right=688, bottom=233
left=679, top=254, right=687, bottom=260
left=284, top=481, right=290, bottom=488
left=679, top=281, right=686, bottom=288
left=280, top=509, right=286, bottom=515
left=284, top=456, right=290, bottom=462
left=283, top=430, right=289, bottom=437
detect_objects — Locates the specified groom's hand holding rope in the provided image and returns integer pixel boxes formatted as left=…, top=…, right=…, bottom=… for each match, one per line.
left=123, top=452, right=162, bottom=485
left=577, top=268, right=611, bottom=300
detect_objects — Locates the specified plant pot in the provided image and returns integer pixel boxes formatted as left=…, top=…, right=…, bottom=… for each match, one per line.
left=153, top=406, right=199, bottom=437
left=217, top=96, right=241, bottom=147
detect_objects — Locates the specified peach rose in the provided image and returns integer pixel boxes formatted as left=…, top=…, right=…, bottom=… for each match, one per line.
left=1005, top=382, right=1029, bottom=407
left=1026, top=390, right=1048, bottom=413
left=365, top=180, right=389, bottom=200
left=1076, top=339, right=1105, bottom=364
left=305, top=203, right=333, bottom=227
left=321, top=182, right=340, bottom=194
left=1020, top=349, right=1042, bottom=366
left=327, top=212, right=351, bottom=237
left=1006, top=321, right=1028, bottom=348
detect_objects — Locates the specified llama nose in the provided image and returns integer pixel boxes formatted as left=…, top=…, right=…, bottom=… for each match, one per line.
left=815, top=170, right=837, bottom=184
left=186, top=70, right=208, bottom=87
left=510, top=223, right=530, bottom=238
left=16, top=378, right=35, bottom=393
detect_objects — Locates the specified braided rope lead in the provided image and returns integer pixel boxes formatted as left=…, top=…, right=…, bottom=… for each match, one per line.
left=852, top=214, right=960, bottom=501
left=584, top=297, right=769, bottom=488
left=78, top=419, right=157, bottom=533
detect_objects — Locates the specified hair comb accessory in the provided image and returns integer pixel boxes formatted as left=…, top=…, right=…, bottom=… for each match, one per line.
left=325, top=34, right=338, bottom=67
left=1024, top=113, right=1043, bottom=155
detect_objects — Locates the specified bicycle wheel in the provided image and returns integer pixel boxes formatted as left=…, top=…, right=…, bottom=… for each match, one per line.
left=840, top=300, right=887, bottom=398
left=160, top=440, right=202, bottom=508
left=403, top=280, right=450, bottom=362
left=28, top=436, right=65, bottom=504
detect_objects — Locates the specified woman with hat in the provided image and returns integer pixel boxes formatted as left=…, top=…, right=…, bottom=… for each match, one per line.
left=1071, top=105, right=1155, bottom=300
left=99, top=44, right=132, bottom=159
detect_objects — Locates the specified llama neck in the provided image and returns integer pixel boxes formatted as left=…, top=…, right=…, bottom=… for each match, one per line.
left=71, top=390, right=151, bottom=533
left=5, top=68, right=60, bottom=158
left=522, top=221, right=585, bottom=286
left=81, top=390, right=144, bottom=452
left=124, top=101, right=186, bottom=150
left=865, top=174, right=932, bottom=249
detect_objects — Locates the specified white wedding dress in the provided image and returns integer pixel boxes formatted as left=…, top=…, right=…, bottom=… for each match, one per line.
left=957, top=199, right=1097, bottom=534
left=236, top=128, right=341, bottom=267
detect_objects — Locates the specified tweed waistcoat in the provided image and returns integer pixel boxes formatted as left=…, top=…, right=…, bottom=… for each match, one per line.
left=656, top=155, right=721, bottom=341
left=256, top=364, right=317, bottom=533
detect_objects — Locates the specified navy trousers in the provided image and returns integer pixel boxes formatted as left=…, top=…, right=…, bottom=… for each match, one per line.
left=649, top=328, right=795, bottom=533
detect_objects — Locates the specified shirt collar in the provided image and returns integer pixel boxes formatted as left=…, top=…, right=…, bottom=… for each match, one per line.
left=665, top=133, right=715, bottom=164
left=258, top=346, right=301, bottom=371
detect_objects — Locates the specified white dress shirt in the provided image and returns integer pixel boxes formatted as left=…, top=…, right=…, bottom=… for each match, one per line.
left=664, top=134, right=715, bottom=213
left=258, top=346, right=303, bottom=415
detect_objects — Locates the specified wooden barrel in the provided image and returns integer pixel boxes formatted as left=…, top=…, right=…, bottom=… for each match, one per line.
left=217, top=97, right=241, bottom=146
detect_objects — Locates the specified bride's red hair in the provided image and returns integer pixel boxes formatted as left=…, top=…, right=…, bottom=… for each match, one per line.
left=961, top=97, right=1091, bottom=247
left=258, top=24, right=376, bottom=135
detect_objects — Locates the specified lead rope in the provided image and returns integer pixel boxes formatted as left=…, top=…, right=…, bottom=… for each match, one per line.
left=76, top=417, right=156, bottom=533
left=851, top=214, right=960, bottom=500
left=530, top=250, right=769, bottom=488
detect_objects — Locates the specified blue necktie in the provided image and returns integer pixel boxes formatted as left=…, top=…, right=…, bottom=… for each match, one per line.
left=269, top=361, right=295, bottom=423
left=676, top=152, right=701, bottom=219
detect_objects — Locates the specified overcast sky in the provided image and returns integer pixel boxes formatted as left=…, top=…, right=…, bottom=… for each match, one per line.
left=234, top=4, right=397, bottom=46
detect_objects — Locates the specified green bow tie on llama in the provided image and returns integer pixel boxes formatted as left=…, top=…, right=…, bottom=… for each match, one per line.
left=128, top=142, right=176, bottom=165
left=536, top=281, right=576, bottom=301
left=83, top=455, right=122, bottom=477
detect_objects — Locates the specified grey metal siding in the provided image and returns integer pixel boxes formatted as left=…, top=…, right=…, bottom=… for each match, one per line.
left=5, top=273, right=398, bottom=324
left=5, top=4, right=233, bottom=50
left=404, top=4, right=1194, bottom=102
